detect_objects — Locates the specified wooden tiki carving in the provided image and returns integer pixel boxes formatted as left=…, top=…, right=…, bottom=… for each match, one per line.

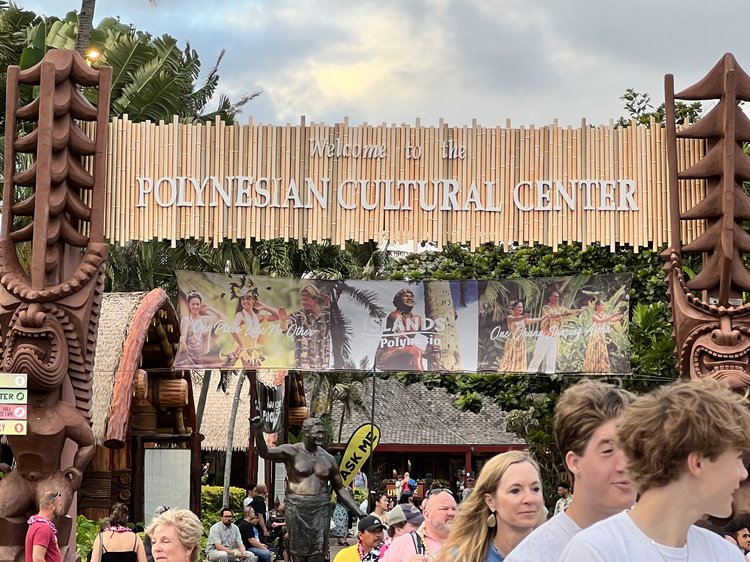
left=664, top=53, right=750, bottom=389
left=0, top=50, right=111, bottom=561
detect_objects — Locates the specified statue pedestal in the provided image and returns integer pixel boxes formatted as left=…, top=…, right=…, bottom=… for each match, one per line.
left=0, top=516, right=26, bottom=562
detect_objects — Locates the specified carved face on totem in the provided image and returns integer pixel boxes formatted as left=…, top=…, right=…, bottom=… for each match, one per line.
left=665, top=251, right=750, bottom=390
left=2, top=303, right=68, bottom=392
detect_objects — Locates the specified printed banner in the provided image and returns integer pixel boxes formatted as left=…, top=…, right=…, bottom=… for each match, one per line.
left=478, top=275, right=632, bottom=374
left=174, top=272, right=631, bottom=374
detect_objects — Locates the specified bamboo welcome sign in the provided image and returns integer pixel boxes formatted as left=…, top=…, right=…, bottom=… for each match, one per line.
left=104, top=116, right=706, bottom=249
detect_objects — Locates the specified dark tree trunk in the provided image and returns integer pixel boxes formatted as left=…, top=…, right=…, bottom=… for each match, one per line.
left=196, top=370, right=212, bottom=431
left=76, top=0, right=96, bottom=54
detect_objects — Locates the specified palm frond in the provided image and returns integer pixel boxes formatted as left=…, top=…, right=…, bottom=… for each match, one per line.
left=333, top=282, right=387, bottom=319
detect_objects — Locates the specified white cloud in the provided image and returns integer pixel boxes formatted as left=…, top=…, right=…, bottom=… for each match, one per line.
left=17, top=0, right=750, bottom=127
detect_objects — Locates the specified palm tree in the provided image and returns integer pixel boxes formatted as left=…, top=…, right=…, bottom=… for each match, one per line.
left=222, top=369, right=248, bottom=507
left=75, top=0, right=96, bottom=53
left=75, top=0, right=159, bottom=53
left=423, top=282, right=462, bottom=370
left=306, top=370, right=368, bottom=443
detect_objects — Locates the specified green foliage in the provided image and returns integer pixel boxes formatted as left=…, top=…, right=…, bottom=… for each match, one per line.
left=319, top=412, right=335, bottom=448
left=76, top=514, right=103, bottom=562
left=353, top=487, right=368, bottom=506
left=201, top=484, right=246, bottom=514
left=617, top=88, right=702, bottom=127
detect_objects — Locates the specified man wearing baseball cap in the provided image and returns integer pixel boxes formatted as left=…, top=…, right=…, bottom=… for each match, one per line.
left=379, top=504, right=425, bottom=559
left=333, top=515, right=386, bottom=562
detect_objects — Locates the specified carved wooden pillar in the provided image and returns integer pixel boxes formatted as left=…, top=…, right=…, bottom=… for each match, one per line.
left=0, top=50, right=111, bottom=562
left=663, top=53, right=750, bottom=392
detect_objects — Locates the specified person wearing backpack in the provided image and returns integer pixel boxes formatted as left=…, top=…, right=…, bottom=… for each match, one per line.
left=382, top=490, right=456, bottom=561
left=399, top=472, right=417, bottom=504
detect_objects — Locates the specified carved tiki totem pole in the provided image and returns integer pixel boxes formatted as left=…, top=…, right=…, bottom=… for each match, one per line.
left=663, top=53, right=750, bottom=390
left=0, top=50, right=111, bottom=561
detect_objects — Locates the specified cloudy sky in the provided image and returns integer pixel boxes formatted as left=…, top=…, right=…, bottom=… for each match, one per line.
left=16, top=0, right=750, bottom=127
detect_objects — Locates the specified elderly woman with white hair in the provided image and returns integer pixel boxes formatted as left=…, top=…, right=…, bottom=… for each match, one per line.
left=145, top=509, right=203, bottom=562
left=144, top=506, right=170, bottom=562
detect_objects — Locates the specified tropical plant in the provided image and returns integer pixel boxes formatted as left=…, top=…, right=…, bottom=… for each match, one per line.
left=617, top=88, right=702, bottom=128
left=76, top=514, right=103, bottom=562
left=307, top=370, right=369, bottom=442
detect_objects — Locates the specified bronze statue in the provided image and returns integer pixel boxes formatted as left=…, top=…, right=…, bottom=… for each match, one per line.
left=251, top=416, right=365, bottom=562
left=0, top=49, right=111, bottom=562
left=663, top=53, right=750, bottom=390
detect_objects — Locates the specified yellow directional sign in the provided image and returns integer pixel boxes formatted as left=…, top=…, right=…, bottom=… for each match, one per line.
left=0, top=372, right=27, bottom=435
left=0, top=420, right=26, bottom=435
left=0, top=373, right=26, bottom=388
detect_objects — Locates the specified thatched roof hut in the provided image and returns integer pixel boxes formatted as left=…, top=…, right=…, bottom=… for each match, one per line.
left=81, top=289, right=198, bottom=521
left=197, top=375, right=522, bottom=452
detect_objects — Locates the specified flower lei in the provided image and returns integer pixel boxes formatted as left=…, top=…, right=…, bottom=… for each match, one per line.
left=27, top=515, right=57, bottom=535
left=416, top=527, right=436, bottom=561
left=106, top=525, right=132, bottom=533
left=356, top=537, right=381, bottom=562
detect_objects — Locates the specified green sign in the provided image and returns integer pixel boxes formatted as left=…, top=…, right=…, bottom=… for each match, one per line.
left=0, top=390, right=27, bottom=403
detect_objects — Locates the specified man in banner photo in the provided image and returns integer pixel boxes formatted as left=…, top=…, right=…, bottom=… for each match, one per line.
left=281, top=283, right=333, bottom=370
left=478, top=275, right=631, bottom=374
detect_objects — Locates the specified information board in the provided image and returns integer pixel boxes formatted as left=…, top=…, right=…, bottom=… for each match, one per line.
left=0, top=372, right=27, bottom=435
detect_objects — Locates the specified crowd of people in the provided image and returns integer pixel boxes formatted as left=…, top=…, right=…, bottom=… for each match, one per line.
left=23, top=377, right=750, bottom=562
left=328, top=376, right=750, bottom=562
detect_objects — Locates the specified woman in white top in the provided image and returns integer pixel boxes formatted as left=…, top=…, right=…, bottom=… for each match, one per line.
left=227, top=282, right=285, bottom=368
left=560, top=378, right=750, bottom=562
left=178, top=291, right=223, bottom=367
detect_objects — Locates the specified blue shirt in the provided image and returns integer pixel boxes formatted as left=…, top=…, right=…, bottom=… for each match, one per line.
left=486, top=544, right=504, bottom=562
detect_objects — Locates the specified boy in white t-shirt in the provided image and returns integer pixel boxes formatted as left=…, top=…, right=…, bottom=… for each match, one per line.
left=507, top=379, right=636, bottom=562
left=559, top=378, right=750, bottom=562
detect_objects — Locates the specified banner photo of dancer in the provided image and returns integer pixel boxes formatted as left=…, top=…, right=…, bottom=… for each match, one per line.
left=174, top=271, right=631, bottom=374
left=477, top=274, right=632, bottom=374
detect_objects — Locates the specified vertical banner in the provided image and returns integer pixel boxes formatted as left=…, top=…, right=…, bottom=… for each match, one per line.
left=338, top=424, right=381, bottom=487
left=256, top=369, right=287, bottom=434
left=174, top=272, right=631, bottom=374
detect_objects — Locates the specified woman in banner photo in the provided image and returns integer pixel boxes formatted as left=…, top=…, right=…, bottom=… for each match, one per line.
left=498, top=301, right=545, bottom=373
left=177, top=290, right=225, bottom=367
left=582, top=299, right=625, bottom=373
left=375, top=288, right=431, bottom=371
left=225, top=276, right=287, bottom=368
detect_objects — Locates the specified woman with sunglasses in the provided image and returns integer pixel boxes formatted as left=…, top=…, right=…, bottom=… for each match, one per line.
left=438, top=451, right=543, bottom=561
left=90, top=504, right=147, bottom=562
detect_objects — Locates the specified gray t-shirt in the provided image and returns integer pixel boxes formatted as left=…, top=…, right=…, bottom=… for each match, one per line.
left=206, top=522, right=242, bottom=554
